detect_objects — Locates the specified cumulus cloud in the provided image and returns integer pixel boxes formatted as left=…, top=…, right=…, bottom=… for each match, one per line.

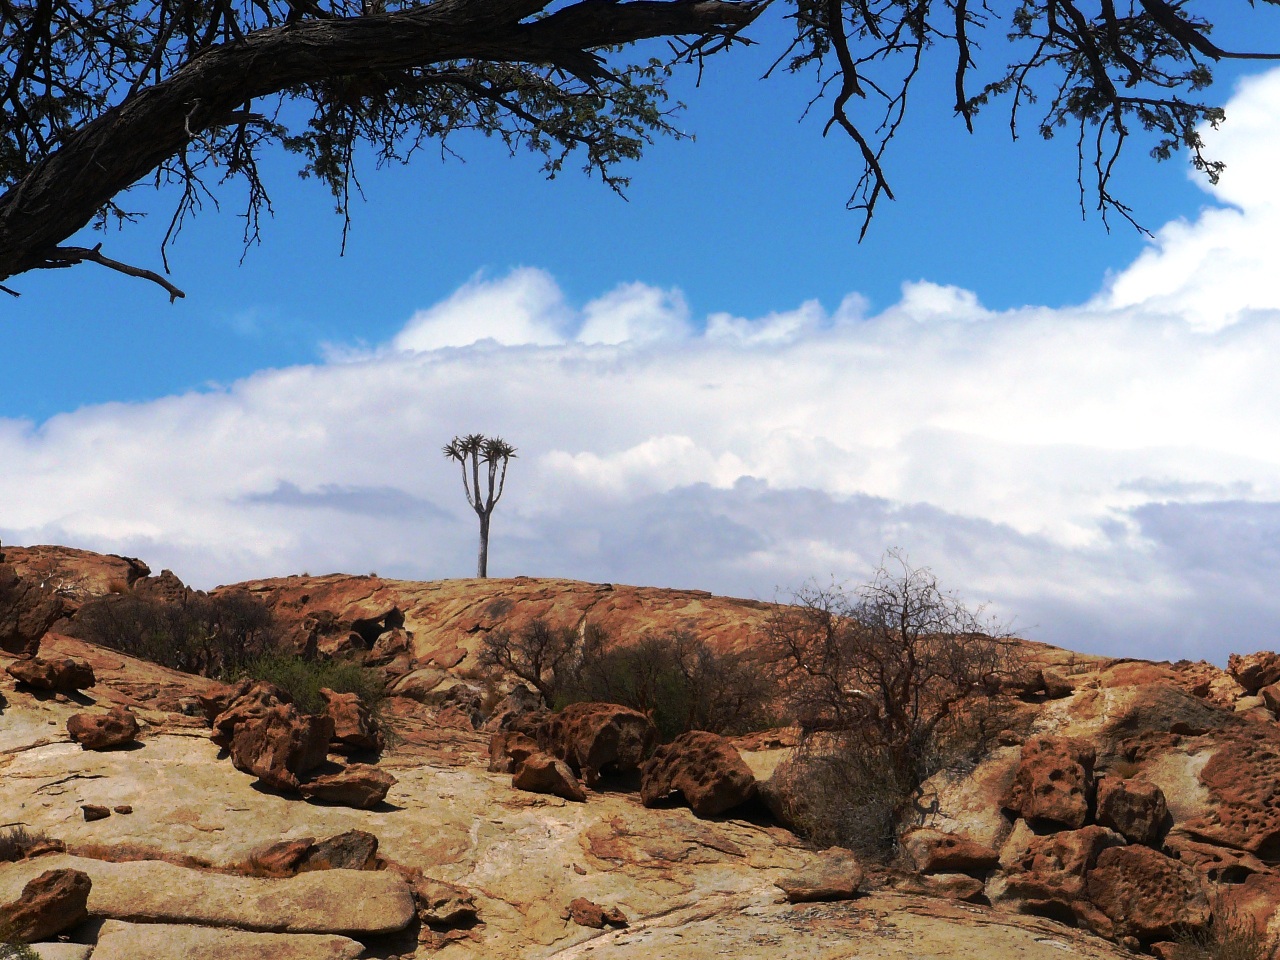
left=8, top=70, right=1280, bottom=663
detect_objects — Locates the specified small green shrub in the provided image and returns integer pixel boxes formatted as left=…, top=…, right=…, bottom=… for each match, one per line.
left=0, top=919, right=38, bottom=960
left=238, top=651, right=386, bottom=716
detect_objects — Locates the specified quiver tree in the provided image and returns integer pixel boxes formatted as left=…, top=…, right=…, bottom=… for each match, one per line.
left=443, top=433, right=515, bottom=578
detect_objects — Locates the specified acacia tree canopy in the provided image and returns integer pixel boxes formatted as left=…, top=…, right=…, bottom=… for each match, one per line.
left=2, top=0, right=1278, bottom=299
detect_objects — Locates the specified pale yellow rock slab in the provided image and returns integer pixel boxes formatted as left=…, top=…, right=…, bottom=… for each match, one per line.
left=90, top=919, right=365, bottom=960
left=26, top=945, right=92, bottom=960
left=0, top=856, right=414, bottom=936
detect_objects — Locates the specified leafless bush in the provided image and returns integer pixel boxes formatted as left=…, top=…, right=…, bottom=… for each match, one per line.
left=0, top=826, right=49, bottom=863
left=764, top=552, right=1018, bottom=856
left=478, top=618, right=586, bottom=705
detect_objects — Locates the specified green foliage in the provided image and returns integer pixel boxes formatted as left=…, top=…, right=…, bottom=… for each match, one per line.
left=238, top=651, right=386, bottom=717
left=0, top=930, right=39, bottom=960
left=70, top=590, right=277, bottom=680
left=559, top=629, right=774, bottom=741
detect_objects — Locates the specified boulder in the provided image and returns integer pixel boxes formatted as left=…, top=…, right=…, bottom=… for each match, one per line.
left=298, top=763, right=395, bottom=809
left=247, top=838, right=315, bottom=878
left=0, top=855, right=416, bottom=936
left=1227, top=651, right=1280, bottom=695
left=89, top=920, right=365, bottom=960
left=1095, top=777, right=1168, bottom=846
left=512, top=752, right=587, bottom=802
left=1178, top=726, right=1280, bottom=856
left=410, top=876, right=478, bottom=927
left=1002, top=736, right=1095, bottom=829
left=482, top=683, right=545, bottom=731
left=775, top=848, right=864, bottom=903
left=0, top=565, right=63, bottom=657
left=902, top=828, right=1000, bottom=875
left=66, top=705, right=140, bottom=750
left=992, top=825, right=1126, bottom=923
left=540, top=702, right=657, bottom=786
left=0, top=868, right=90, bottom=941
left=209, top=681, right=294, bottom=744
left=80, top=805, right=110, bottom=822
left=639, top=730, right=756, bottom=817
left=318, top=688, right=383, bottom=755
left=228, top=703, right=334, bottom=792
left=488, top=729, right=541, bottom=774
left=5, top=655, right=95, bottom=692
left=1085, top=845, right=1211, bottom=942
left=298, top=830, right=379, bottom=872
left=566, top=897, right=627, bottom=928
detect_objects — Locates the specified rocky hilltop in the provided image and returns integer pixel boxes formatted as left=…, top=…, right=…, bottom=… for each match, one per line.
left=2, top=545, right=1280, bottom=959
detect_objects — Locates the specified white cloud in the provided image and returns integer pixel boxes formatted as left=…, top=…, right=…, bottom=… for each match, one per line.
left=8, top=70, right=1280, bottom=663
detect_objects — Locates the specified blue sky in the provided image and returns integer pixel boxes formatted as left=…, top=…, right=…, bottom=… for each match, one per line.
left=5, top=7, right=1280, bottom=664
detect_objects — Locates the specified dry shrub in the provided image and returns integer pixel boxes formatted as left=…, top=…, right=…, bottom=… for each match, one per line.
left=1173, top=899, right=1276, bottom=960
left=0, top=826, right=52, bottom=864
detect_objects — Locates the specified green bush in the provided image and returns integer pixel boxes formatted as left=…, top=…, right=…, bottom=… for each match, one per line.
left=70, top=590, right=276, bottom=679
left=238, top=651, right=386, bottom=716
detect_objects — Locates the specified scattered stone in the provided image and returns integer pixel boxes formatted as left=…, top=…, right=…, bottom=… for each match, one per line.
left=0, top=868, right=91, bottom=941
left=411, top=876, right=478, bottom=927
left=112, top=805, right=132, bottom=815
left=1095, top=777, right=1168, bottom=846
left=67, top=705, right=140, bottom=750
left=902, top=829, right=1000, bottom=875
left=923, top=873, right=987, bottom=902
left=512, top=752, right=587, bottom=802
left=540, top=702, right=658, bottom=786
left=566, top=897, right=627, bottom=928
left=1086, top=845, right=1211, bottom=942
left=298, top=830, right=379, bottom=872
left=298, top=763, right=395, bottom=809
left=319, top=688, right=383, bottom=755
left=6, top=655, right=95, bottom=692
left=81, top=804, right=110, bottom=822
left=639, top=730, right=756, bottom=817
left=775, top=848, right=864, bottom=903
left=1002, top=735, right=1095, bottom=829
left=247, top=838, right=316, bottom=878
left=89, top=919, right=365, bottom=960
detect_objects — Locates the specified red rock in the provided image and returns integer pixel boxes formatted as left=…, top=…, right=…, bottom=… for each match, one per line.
left=1002, top=735, right=1095, bottom=829
left=298, top=830, right=380, bottom=871
left=247, top=837, right=316, bottom=877
left=0, top=868, right=91, bottom=941
left=227, top=703, right=334, bottom=792
left=1179, top=726, right=1280, bottom=856
left=67, top=705, right=140, bottom=750
left=6, top=654, right=95, bottom=691
left=540, top=702, right=657, bottom=787
left=81, top=804, right=110, bottom=821
left=639, top=730, right=756, bottom=817
left=1095, top=777, right=1168, bottom=846
left=131, top=568, right=190, bottom=604
left=0, top=563, right=64, bottom=656
left=566, top=897, right=627, bottom=928
left=320, top=688, right=383, bottom=755
left=112, top=805, right=132, bottom=815
left=998, top=825, right=1126, bottom=908
left=1086, top=845, right=1211, bottom=942
left=775, top=848, right=864, bottom=903
left=1227, top=651, right=1280, bottom=695
left=412, top=876, right=478, bottom=926
left=298, top=763, right=396, bottom=808
left=902, top=828, right=999, bottom=874
left=512, top=752, right=587, bottom=802
left=209, top=680, right=293, bottom=745
left=488, top=729, right=540, bottom=774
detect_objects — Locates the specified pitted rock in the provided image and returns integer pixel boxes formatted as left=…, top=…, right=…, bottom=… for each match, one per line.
left=639, top=730, right=756, bottom=817
left=1002, top=735, right=1095, bottom=829
left=540, top=701, right=657, bottom=786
